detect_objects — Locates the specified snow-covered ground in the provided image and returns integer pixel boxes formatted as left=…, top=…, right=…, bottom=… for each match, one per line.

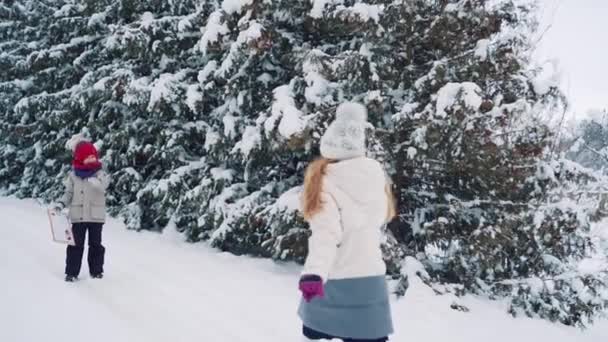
left=1, top=197, right=607, bottom=342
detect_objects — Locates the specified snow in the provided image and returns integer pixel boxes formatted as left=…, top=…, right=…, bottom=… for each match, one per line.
left=444, top=3, right=460, bottom=12
left=232, top=125, right=261, bottom=156
left=241, top=22, right=264, bottom=43
left=159, top=55, right=175, bottom=71
left=0, top=21, right=14, bottom=29
left=578, top=256, right=607, bottom=276
left=412, top=126, right=429, bottom=150
left=474, top=39, right=491, bottom=61
left=148, top=72, right=186, bottom=112
left=414, top=62, right=442, bottom=90
left=185, top=84, right=203, bottom=113
left=272, top=187, right=302, bottom=213
left=222, top=0, right=254, bottom=14
left=88, top=13, right=107, bottom=27
left=178, top=13, right=197, bottom=33
left=222, top=114, right=238, bottom=138
left=532, top=60, right=561, bottom=96
left=309, top=0, right=383, bottom=22
left=266, top=85, right=307, bottom=139
left=2, top=197, right=608, bottom=342
left=210, top=167, right=235, bottom=182
left=257, top=73, right=273, bottom=85
left=198, top=61, right=218, bottom=84
left=310, top=0, right=342, bottom=19
left=359, top=43, right=372, bottom=57
left=8, top=78, right=34, bottom=91
left=140, top=12, right=155, bottom=29
left=53, top=4, right=82, bottom=18
left=366, top=90, right=382, bottom=102
left=199, top=12, right=229, bottom=56
left=392, top=102, right=420, bottom=121
left=123, top=167, right=142, bottom=180
left=585, top=109, right=608, bottom=126
left=123, top=76, right=151, bottom=107
left=204, top=130, right=220, bottom=151
left=593, top=218, right=608, bottom=250
left=93, top=76, right=111, bottom=91
left=435, top=82, right=483, bottom=118
left=338, top=3, right=383, bottom=23
left=407, top=147, right=418, bottom=159
left=302, top=51, right=335, bottom=106
left=402, top=256, right=430, bottom=280
left=169, top=160, right=207, bottom=185
left=214, top=21, right=264, bottom=78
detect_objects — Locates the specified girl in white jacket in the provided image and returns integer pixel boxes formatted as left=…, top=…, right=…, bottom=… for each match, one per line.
left=298, top=102, right=396, bottom=342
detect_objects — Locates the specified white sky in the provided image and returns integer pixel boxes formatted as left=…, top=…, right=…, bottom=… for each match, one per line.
left=535, top=0, right=608, bottom=118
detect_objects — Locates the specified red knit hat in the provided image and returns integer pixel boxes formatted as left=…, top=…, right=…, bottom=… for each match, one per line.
left=72, top=141, right=102, bottom=171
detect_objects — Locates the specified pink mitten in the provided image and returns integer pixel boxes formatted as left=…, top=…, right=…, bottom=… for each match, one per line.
left=299, top=274, right=324, bottom=302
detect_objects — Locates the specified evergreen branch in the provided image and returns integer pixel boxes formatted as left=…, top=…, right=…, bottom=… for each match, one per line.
left=581, top=144, right=608, bottom=164
left=488, top=270, right=608, bottom=288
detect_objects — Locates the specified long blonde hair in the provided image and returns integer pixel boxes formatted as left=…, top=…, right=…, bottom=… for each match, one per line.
left=302, top=158, right=333, bottom=220
left=301, top=157, right=397, bottom=222
left=385, top=183, right=397, bottom=222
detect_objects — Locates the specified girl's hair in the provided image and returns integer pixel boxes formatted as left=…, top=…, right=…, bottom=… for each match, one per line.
left=301, top=157, right=398, bottom=222
left=302, top=158, right=333, bottom=220
left=385, top=183, right=397, bottom=222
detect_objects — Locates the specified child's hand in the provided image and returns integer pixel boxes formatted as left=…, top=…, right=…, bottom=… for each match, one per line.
left=50, top=203, right=68, bottom=216
left=299, top=274, right=324, bottom=302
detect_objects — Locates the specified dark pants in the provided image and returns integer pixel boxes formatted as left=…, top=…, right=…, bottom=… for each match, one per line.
left=303, top=326, right=388, bottom=342
left=65, top=222, right=105, bottom=277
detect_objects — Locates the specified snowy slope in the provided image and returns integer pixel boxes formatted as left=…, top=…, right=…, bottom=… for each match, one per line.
left=0, top=197, right=607, bottom=342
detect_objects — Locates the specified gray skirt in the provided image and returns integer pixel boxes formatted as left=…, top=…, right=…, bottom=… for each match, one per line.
left=298, top=275, right=394, bottom=340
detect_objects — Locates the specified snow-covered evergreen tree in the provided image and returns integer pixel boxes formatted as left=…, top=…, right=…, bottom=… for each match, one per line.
left=1, top=0, right=606, bottom=325
left=377, top=0, right=607, bottom=326
left=565, top=109, right=608, bottom=173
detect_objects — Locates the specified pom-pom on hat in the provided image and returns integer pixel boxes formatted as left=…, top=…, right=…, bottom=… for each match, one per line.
left=66, top=133, right=88, bottom=152
left=320, top=102, right=369, bottom=161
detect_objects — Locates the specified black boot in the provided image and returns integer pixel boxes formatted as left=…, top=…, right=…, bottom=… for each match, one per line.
left=90, top=273, right=103, bottom=279
left=65, top=275, right=78, bottom=282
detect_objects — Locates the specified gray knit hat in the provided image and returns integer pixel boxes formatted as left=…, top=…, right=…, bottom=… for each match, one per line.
left=320, top=102, right=369, bottom=160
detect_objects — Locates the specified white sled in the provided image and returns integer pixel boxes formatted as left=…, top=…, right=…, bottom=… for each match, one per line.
left=47, top=209, right=75, bottom=246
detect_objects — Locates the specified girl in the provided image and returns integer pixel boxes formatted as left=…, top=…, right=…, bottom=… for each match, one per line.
left=55, top=140, right=109, bottom=282
left=298, top=102, right=396, bottom=342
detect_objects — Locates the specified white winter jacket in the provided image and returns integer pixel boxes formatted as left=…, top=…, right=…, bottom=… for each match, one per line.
left=302, top=157, right=389, bottom=281
left=59, top=170, right=109, bottom=223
